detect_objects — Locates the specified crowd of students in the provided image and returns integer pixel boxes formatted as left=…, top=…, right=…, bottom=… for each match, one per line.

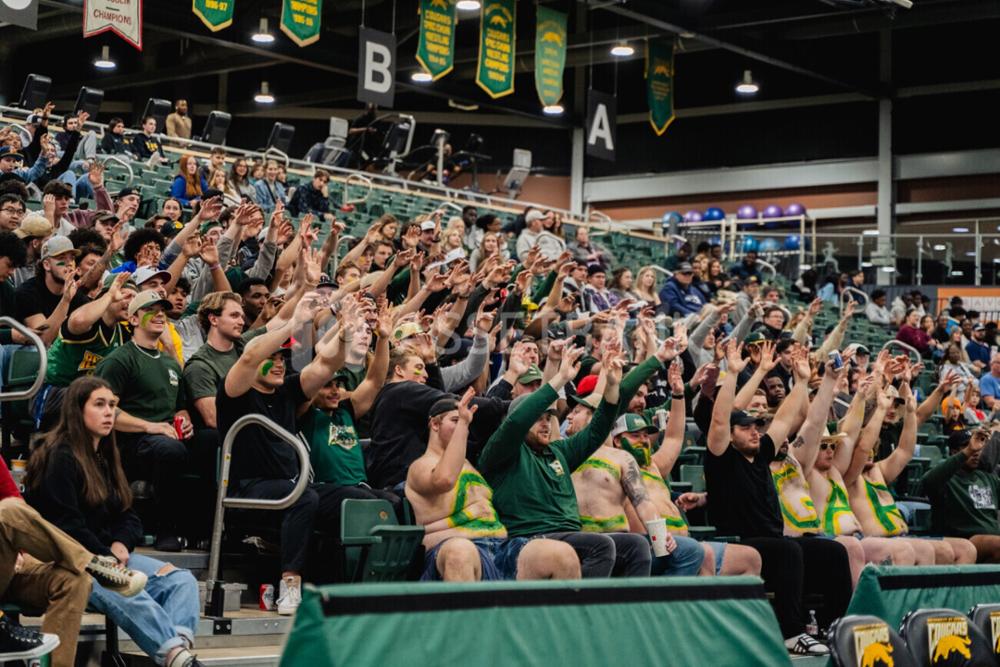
left=2, top=104, right=1000, bottom=663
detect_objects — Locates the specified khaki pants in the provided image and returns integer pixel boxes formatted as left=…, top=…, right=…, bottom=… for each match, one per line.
left=0, top=498, right=92, bottom=667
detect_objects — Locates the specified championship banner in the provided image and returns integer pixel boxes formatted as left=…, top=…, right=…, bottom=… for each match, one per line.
left=84, top=0, right=143, bottom=51
left=415, top=0, right=456, bottom=81
left=645, top=39, right=675, bottom=136
left=534, top=6, right=566, bottom=107
left=280, top=0, right=321, bottom=47
left=193, top=0, right=234, bottom=32
left=476, top=0, right=516, bottom=99
left=0, top=0, right=38, bottom=30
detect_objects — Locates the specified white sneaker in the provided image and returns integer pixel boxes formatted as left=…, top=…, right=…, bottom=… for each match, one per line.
left=276, top=575, right=302, bottom=616
left=784, top=632, right=829, bottom=655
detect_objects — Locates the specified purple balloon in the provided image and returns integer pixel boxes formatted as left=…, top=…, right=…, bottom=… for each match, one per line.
left=683, top=210, right=703, bottom=223
left=785, top=202, right=806, bottom=216
left=737, top=205, right=757, bottom=220
left=762, top=204, right=784, bottom=218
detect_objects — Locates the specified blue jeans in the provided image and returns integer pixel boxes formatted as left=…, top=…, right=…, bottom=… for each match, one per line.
left=88, top=553, right=199, bottom=665
left=650, top=535, right=706, bottom=576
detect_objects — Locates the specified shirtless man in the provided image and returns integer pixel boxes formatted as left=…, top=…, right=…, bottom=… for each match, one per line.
left=846, top=377, right=977, bottom=565
left=618, top=360, right=760, bottom=576
left=766, top=352, right=868, bottom=585
left=808, top=380, right=918, bottom=568
left=406, top=388, right=579, bottom=581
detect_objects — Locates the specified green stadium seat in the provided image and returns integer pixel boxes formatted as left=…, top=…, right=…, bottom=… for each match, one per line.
left=679, top=464, right=705, bottom=493
left=340, top=499, right=424, bottom=583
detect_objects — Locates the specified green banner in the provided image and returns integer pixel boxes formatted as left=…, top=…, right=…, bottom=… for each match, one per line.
left=645, top=39, right=675, bottom=136
left=416, top=0, right=457, bottom=81
left=534, top=6, right=567, bottom=107
left=193, top=0, right=234, bottom=32
left=280, top=0, right=321, bottom=47
left=476, top=0, right=516, bottom=99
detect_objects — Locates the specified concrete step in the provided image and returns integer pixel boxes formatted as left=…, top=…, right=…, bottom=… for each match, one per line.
left=123, top=645, right=283, bottom=667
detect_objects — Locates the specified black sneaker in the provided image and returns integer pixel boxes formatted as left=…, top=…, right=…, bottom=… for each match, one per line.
left=0, top=612, right=60, bottom=661
left=155, top=535, right=187, bottom=552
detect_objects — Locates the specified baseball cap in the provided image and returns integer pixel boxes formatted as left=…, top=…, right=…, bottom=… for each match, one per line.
left=199, top=220, right=223, bottom=235
left=101, top=272, right=138, bottom=292
left=132, top=266, right=171, bottom=287
left=730, top=410, right=767, bottom=427
left=40, top=235, right=79, bottom=261
left=974, top=323, right=986, bottom=332
left=508, top=392, right=557, bottom=417
left=744, top=331, right=767, bottom=346
left=92, top=211, right=119, bottom=226
left=517, top=364, right=544, bottom=385
left=611, top=413, right=658, bottom=438
left=14, top=213, right=53, bottom=240
left=948, top=430, right=971, bottom=450
left=419, top=220, right=436, bottom=232
left=428, top=396, right=459, bottom=418
left=675, top=262, right=694, bottom=273
left=576, top=374, right=598, bottom=397
left=392, top=321, right=424, bottom=343
left=844, top=343, right=870, bottom=356
left=885, top=385, right=904, bottom=403
left=525, top=210, right=545, bottom=224
left=568, top=392, right=601, bottom=411
left=127, top=289, right=171, bottom=317
left=0, top=147, right=24, bottom=162
left=116, top=186, right=142, bottom=199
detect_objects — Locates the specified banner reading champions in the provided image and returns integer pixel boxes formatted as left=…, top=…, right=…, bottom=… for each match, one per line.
left=193, top=0, right=234, bottom=32
left=534, top=6, right=566, bottom=107
left=645, top=39, right=675, bottom=136
left=476, top=0, right=516, bottom=98
left=281, top=0, right=321, bottom=47
left=416, top=0, right=457, bottom=81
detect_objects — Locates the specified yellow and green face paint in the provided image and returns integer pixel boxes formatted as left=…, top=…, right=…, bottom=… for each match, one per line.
left=260, top=360, right=275, bottom=377
left=140, top=311, right=156, bottom=328
left=620, top=435, right=651, bottom=467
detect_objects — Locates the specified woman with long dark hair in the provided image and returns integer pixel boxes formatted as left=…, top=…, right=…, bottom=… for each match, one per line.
left=25, top=377, right=203, bottom=667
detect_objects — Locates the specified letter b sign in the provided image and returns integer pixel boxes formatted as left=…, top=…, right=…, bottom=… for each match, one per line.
left=357, top=27, right=396, bottom=108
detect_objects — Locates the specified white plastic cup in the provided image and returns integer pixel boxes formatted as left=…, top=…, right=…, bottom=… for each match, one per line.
left=645, top=518, right=670, bottom=557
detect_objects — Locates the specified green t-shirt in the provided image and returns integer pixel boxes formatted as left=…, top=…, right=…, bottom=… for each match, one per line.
left=300, top=406, right=367, bottom=486
left=923, top=453, right=1000, bottom=538
left=337, top=364, right=366, bottom=392
left=45, top=319, right=129, bottom=387
left=94, top=341, right=185, bottom=423
left=182, top=328, right=266, bottom=402
left=479, top=384, right=617, bottom=537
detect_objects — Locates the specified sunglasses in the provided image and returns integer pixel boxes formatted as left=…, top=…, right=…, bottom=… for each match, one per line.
left=819, top=442, right=838, bottom=451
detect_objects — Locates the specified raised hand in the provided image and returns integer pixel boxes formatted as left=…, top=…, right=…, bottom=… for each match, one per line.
left=725, top=339, right=748, bottom=373
left=668, top=358, right=684, bottom=395
left=108, top=272, right=131, bottom=301
left=808, top=298, right=823, bottom=316
left=199, top=196, right=223, bottom=222
left=182, top=234, right=203, bottom=259
left=758, top=340, right=778, bottom=373
left=792, top=347, right=811, bottom=382
left=88, top=161, right=105, bottom=188
left=654, top=337, right=679, bottom=363
left=507, top=342, right=533, bottom=377
left=292, top=291, right=323, bottom=326
left=457, top=386, right=478, bottom=423
left=557, top=344, right=586, bottom=384
left=199, top=237, right=220, bottom=266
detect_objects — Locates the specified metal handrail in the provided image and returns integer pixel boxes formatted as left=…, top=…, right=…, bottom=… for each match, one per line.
left=840, top=287, right=869, bottom=316
left=262, top=147, right=290, bottom=168
left=0, top=317, right=46, bottom=402
left=343, top=173, right=373, bottom=207
left=649, top=266, right=674, bottom=279
left=101, top=155, right=134, bottom=187
left=206, top=413, right=310, bottom=591
left=330, top=234, right=358, bottom=274
left=881, top=339, right=922, bottom=364
left=755, top=258, right=777, bottom=282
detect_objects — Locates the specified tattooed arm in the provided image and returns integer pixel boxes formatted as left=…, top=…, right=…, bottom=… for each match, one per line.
left=621, top=456, right=659, bottom=523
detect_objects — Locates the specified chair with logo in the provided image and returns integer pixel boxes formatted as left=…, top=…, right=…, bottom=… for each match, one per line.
left=828, top=614, right=915, bottom=667
left=900, top=607, right=995, bottom=666
left=969, top=604, right=1000, bottom=664
left=340, top=499, right=424, bottom=583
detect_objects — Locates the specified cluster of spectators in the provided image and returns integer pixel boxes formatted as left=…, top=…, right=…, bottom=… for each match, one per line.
left=4, top=105, right=1000, bottom=664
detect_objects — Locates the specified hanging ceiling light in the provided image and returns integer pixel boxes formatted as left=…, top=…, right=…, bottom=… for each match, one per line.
left=456, top=0, right=481, bottom=9
left=542, top=104, right=565, bottom=115
left=735, top=69, right=759, bottom=95
left=254, top=81, right=275, bottom=104
left=410, top=70, right=433, bottom=83
left=94, top=46, right=116, bottom=70
left=609, top=42, right=634, bottom=57
left=252, top=17, right=275, bottom=44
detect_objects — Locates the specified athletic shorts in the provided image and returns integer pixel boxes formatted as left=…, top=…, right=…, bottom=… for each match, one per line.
left=702, top=541, right=727, bottom=574
left=421, top=536, right=529, bottom=581
left=649, top=535, right=705, bottom=577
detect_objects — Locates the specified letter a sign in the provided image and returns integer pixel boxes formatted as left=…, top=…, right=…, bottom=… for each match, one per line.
left=586, top=90, right=617, bottom=162
left=84, top=0, right=143, bottom=51
left=357, top=27, right=396, bottom=108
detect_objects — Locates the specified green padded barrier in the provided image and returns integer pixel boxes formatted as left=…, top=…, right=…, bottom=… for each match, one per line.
left=847, top=565, right=1000, bottom=628
left=280, top=577, right=790, bottom=667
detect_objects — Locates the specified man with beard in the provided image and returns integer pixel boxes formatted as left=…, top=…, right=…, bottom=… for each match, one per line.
left=15, top=235, right=88, bottom=346
left=480, top=345, right=648, bottom=578
left=845, top=378, right=977, bottom=565
left=705, top=341, right=851, bottom=656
